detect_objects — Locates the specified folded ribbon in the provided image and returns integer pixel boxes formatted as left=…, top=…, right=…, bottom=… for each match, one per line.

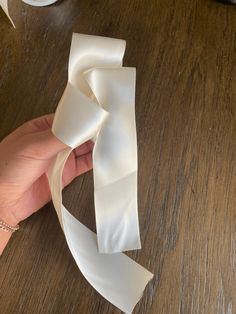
left=47, top=33, right=153, bottom=313
left=0, top=2, right=153, bottom=307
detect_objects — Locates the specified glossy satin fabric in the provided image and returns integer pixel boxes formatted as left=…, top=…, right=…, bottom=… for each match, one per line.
left=53, top=33, right=141, bottom=254
left=48, top=33, right=153, bottom=312
left=0, top=8, right=153, bottom=308
left=0, top=0, right=15, bottom=27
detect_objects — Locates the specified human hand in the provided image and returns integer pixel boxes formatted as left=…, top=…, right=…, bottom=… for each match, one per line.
left=0, top=114, right=93, bottom=229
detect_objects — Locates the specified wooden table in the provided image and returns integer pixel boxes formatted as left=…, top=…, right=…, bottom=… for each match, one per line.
left=1, top=1, right=236, bottom=313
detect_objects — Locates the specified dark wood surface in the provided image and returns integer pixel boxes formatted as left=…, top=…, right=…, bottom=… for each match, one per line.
left=1, top=0, right=236, bottom=313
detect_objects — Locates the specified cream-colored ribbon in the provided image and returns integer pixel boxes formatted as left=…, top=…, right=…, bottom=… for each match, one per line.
left=0, top=3, right=153, bottom=308
left=48, top=33, right=153, bottom=313
left=53, top=34, right=142, bottom=254
left=0, top=0, right=15, bottom=27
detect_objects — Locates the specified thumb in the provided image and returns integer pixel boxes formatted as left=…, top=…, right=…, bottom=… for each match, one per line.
left=21, top=129, right=69, bottom=160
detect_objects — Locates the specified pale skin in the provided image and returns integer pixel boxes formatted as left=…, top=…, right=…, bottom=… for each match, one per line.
left=0, top=114, right=93, bottom=255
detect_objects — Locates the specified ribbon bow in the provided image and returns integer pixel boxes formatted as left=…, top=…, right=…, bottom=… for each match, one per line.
left=0, top=4, right=153, bottom=308
left=48, top=33, right=153, bottom=313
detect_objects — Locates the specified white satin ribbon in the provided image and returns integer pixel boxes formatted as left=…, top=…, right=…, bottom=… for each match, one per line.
left=0, top=1, right=153, bottom=306
left=0, top=0, right=15, bottom=27
left=48, top=33, right=153, bottom=313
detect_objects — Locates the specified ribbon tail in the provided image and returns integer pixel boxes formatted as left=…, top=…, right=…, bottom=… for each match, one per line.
left=47, top=147, right=153, bottom=314
left=0, top=0, right=15, bottom=27
left=62, top=206, right=153, bottom=314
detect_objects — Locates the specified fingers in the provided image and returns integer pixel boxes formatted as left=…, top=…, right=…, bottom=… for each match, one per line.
left=22, top=133, right=94, bottom=161
left=18, top=129, right=68, bottom=160
left=15, top=151, right=93, bottom=218
left=4, top=114, right=94, bottom=161
left=20, top=114, right=55, bottom=133
left=75, top=152, right=93, bottom=176
left=0, top=114, right=56, bottom=147
left=8, top=115, right=55, bottom=141
left=74, top=140, right=94, bottom=157
left=11, top=116, right=94, bottom=161
left=17, top=114, right=68, bottom=160
left=10, top=147, right=93, bottom=221
left=62, top=151, right=93, bottom=188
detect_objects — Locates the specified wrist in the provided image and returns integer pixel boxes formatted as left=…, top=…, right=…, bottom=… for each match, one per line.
left=0, top=229, right=13, bottom=256
left=0, top=205, right=20, bottom=228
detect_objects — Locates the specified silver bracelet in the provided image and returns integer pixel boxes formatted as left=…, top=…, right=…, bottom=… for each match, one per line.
left=0, top=218, right=19, bottom=233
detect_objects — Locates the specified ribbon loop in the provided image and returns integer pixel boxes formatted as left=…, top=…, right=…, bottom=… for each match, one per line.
left=0, top=2, right=153, bottom=309
left=52, top=82, right=108, bottom=149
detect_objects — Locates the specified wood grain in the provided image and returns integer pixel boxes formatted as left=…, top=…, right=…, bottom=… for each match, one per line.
left=1, top=0, right=236, bottom=313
